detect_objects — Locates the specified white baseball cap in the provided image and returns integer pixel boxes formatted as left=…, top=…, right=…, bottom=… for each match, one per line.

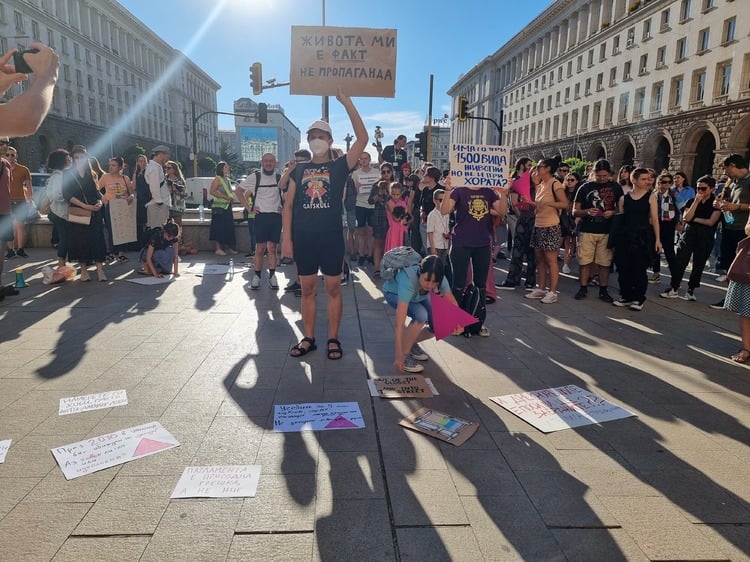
left=306, top=120, right=332, bottom=135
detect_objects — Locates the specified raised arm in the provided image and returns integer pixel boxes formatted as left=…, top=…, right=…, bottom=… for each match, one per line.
left=336, top=89, right=368, bottom=170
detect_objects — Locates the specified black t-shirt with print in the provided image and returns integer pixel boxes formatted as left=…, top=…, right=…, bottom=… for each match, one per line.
left=290, top=156, right=352, bottom=235
left=574, top=180, right=624, bottom=234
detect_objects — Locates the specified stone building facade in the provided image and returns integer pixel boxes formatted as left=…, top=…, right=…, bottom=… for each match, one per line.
left=1, top=0, right=220, bottom=172
left=449, top=0, right=750, bottom=181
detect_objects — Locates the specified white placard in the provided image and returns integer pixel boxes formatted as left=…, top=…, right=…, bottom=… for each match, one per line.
left=59, top=390, right=128, bottom=416
left=184, top=263, right=249, bottom=275
left=273, top=402, right=365, bottom=432
left=51, top=421, right=180, bottom=480
left=171, top=465, right=261, bottom=499
left=125, top=275, right=178, bottom=285
left=109, top=198, right=137, bottom=246
left=0, top=439, right=11, bottom=463
left=490, top=385, right=636, bottom=433
left=449, top=144, right=511, bottom=189
left=367, top=377, right=440, bottom=397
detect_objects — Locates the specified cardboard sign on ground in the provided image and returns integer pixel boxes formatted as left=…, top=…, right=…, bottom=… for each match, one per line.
left=273, top=402, right=365, bottom=432
left=370, top=375, right=434, bottom=399
left=171, top=465, right=261, bottom=499
left=290, top=26, right=397, bottom=97
left=490, top=384, right=636, bottom=433
left=51, top=421, right=180, bottom=480
left=399, top=408, right=478, bottom=446
left=58, top=390, right=128, bottom=416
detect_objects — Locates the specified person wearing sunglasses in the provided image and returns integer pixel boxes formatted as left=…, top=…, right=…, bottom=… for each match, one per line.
left=660, top=176, right=721, bottom=302
left=650, top=173, right=678, bottom=285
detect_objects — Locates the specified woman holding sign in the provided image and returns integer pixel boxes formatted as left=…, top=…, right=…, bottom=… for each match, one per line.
left=440, top=164, right=507, bottom=337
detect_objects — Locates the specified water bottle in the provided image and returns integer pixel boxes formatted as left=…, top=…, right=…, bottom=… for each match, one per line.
left=198, top=203, right=205, bottom=222
left=225, top=259, right=234, bottom=282
left=723, top=210, right=734, bottom=224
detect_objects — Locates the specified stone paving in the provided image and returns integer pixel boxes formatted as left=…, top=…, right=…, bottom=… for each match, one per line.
left=0, top=250, right=748, bottom=561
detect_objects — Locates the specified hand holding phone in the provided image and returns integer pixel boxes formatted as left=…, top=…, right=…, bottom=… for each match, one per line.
left=13, top=48, right=39, bottom=74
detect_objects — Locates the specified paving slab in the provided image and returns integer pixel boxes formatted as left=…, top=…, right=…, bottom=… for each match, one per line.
left=52, top=536, right=151, bottom=562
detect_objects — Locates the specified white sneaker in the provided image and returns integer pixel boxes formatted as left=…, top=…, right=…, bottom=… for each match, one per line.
left=562, top=264, right=571, bottom=274
left=541, top=291, right=558, bottom=304
left=629, top=301, right=644, bottom=311
left=268, top=273, right=279, bottom=289
left=524, top=288, right=547, bottom=299
left=680, top=291, right=696, bottom=301
left=716, top=274, right=728, bottom=283
left=612, top=297, right=633, bottom=307
left=250, top=275, right=261, bottom=290
left=215, top=249, right=227, bottom=256
left=409, top=344, right=428, bottom=361
left=478, top=326, right=490, bottom=337
left=403, top=356, right=425, bottom=373
left=660, top=288, right=678, bottom=299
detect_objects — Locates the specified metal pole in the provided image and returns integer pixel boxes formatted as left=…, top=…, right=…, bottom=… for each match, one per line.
left=321, top=0, right=329, bottom=122
left=426, top=74, right=434, bottom=162
left=192, top=102, right=198, bottom=178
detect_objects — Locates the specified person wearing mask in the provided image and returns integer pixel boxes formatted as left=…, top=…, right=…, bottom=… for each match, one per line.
left=281, top=89, right=367, bottom=360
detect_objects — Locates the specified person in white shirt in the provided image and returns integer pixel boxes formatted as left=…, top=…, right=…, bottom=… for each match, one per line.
left=144, top=145, right=171, bottom=228
left=351, top=152, right=380, bottom=266
left=426, top=189, right=450, bottom=263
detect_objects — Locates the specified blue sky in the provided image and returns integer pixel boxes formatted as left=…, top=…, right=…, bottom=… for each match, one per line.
left=119, top=0, right=552, bottom=153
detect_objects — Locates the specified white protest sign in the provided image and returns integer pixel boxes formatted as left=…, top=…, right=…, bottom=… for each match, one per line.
left=125, top=275, right=178, bottom=285
left=450, top=144, right=511, bottom=189
left=183, top=264, right=248, bottom=276
left=290, top=26, right=397, bottom=97
left=490, top=385, right=636, bottom=433
left=0, top=439, right=11, bottom=463
left=273, top=402, right=365, bottom=432
left=51, top=421, right=180, bottom=480
left=171, top=465, right=261, bottom=499
left=109, top=198, right=137, bottom=246
left=58, top=390, right=128, bottom=416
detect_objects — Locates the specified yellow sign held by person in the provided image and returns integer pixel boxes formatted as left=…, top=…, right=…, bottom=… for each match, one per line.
left=290, top=26, right=397, bottom=97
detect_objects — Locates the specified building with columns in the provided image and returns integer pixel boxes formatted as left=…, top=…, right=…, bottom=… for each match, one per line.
left=449, top=0, right=750, bottom=181
left=1, top=0, right=220, bottom=172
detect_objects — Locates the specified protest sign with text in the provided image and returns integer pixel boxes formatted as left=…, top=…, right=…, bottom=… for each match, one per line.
left=290, top=26, right=397, bottom=97
left=450, top=144, right=511, bottom=189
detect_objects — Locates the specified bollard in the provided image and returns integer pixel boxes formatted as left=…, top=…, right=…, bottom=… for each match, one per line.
left=14, top=268, right=28, bottom=288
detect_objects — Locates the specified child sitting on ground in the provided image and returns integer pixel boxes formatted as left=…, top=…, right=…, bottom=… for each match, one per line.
left=139, top=221, right=180, bottom=278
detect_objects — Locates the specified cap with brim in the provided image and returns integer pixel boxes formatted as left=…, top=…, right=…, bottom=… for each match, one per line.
left=152, top=145, right=170, bottom=154
left=306, top=120, right=332, bottom=135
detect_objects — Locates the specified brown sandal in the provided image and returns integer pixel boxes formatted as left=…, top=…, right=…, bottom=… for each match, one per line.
left=731, top=348, right=750, bottom=364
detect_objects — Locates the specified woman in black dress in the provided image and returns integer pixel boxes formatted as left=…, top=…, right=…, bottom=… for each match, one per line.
left=131, top=154, right=149, bottom=248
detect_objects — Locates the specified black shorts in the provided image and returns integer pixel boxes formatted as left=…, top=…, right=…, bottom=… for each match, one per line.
left=254, top=212, right=282, bottom=244
left=0, top=214, right=13, bottom=242
left=355, top=206, right=373, bottom=228
left=293, top=230, right=345, bottom=277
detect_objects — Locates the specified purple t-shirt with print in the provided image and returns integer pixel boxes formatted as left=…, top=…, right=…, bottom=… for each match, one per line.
left=450, top=187, right=498, bottom=247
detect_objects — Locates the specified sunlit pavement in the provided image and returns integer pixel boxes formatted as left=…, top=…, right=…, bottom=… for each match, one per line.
left=0, top=250, right=748, bottom=561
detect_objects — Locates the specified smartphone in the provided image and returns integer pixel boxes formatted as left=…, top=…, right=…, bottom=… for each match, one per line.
left=13, top=48, right=39, bottom=74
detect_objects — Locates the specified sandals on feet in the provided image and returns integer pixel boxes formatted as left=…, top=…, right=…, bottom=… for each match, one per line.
left=731, top=348, right=750, bottom=364
left=290, top=337, right=317, bottom=357
left=327, top=338, right=343, bottom=360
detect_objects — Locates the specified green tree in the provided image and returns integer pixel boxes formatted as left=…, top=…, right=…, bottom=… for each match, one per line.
left=563, top=157, right=593, bottom=177
left=198, top=156, right=217, bottom=175
left=219, top=139, right=244, bottom=176
left=123, top=144, right=146, bottom=172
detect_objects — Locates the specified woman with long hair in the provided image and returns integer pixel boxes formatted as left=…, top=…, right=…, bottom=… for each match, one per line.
left=99, top=156, right=133, bottom=262
left=618, top=164, right=635, bottom=195
left=62, top=145, right=107, bottom=282
left=209, top=161, right=237, bottom=256
left=131, top=154, right=149, bottom=247
left=368, top=163, right=395, bottom=275
left=44, top=149, right=71, bottom=268
left=562, top=172, right=581, bottom=274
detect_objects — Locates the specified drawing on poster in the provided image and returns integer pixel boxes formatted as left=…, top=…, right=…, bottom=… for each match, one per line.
left=490, top=384, right=636, bottom=433
left=0, top=439, right=10, bottom=463
left=58, top=390, right=128, bottom=416
left=50, top=421, right=180, bottom=480
left=399, top=407, right=478, bottom=446
left=171, top=465, right=261, bottom=499
left=370, top=375, right=434, bottom=398
left=273, top=402, right=365, bottom=432
left=184, top=263, right=249, bottom=276
left=449, top=144, right=511, bottom=189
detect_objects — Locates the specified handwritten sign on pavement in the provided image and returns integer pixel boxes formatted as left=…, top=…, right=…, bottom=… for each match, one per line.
left=171, top=465, right=261, bottom=499
left=273, top=402, right=365, bottom=432
left=370, top=375, right=434, bottom=399
left=58, top=390, right=128, bottom=416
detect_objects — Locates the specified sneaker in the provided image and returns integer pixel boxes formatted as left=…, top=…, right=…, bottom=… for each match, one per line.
left=250, top=275, right=261, bottom=290
left=613, top=297, right=633, bottom=307
left=268, top=273, right=278, bottom=289
left=215, top=249, right=227, bottom=256
left=716, top=274, right=728, bottom=283
left=285, top=280, right=301, bottom=292
left=409, top=344, right=428, bottom=361
left=709, top=299, right=725, bottom=310
left=648, top=273, right=661, bottom=284
left=574, top=286, right=588, bottom=300
left=496, top=280, right=517, bottom=290
left=478, top=326, right=490, bottom=337
left=562, top=264, right=571, bottom=274
left=629, top=301, right=644, bottom=311
left=660, top=288, right=679, bottom=299
left=598, top=290, right=614, bottom=303
left=15, top=248, right=28, bottom=258
left=4, top=249, right=15, bottom=259
left=402, top=356, right=425, bottom=373
left=541, top=291, right=558, bottom=304
left=680, top=291, right=696, bottom=301
left=525, top=288, right=547, bottom=299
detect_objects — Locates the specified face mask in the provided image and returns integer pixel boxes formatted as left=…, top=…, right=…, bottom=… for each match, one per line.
left=308, top=139, right=329, bottom=157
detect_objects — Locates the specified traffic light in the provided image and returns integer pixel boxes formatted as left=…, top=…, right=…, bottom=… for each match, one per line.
left=415, top=132, right=426, bottom=159
left=250, top=62, right=263, bottom=96
left=257, top=102, right=268, bottom=123
left=458, top=96, right=469, bottom=122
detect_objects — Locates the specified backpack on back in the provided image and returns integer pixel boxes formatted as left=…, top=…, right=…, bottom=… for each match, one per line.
left=380, top=246, right=423, bottom=280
